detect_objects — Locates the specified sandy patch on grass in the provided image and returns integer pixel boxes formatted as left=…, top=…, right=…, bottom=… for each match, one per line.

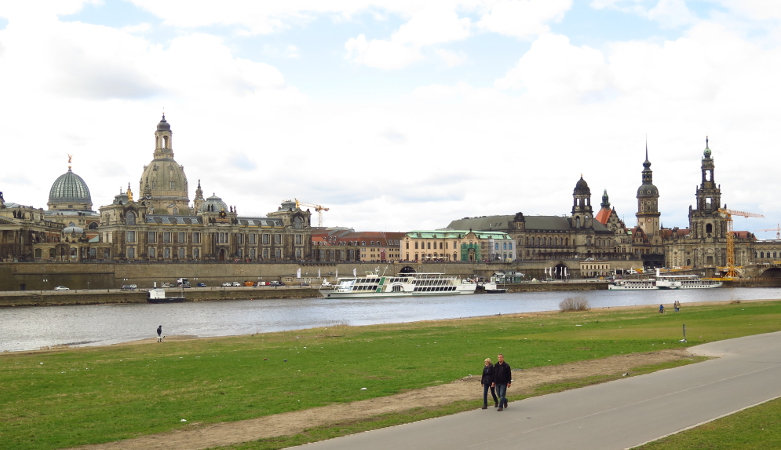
left=78, top=349, right=694, bottom=450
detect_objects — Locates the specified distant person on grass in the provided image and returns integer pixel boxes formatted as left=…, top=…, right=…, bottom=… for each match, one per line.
left=481, top=357, right=499, bottom=409
left=674, top=300, right=680, bottom=312
left=157, top=325, right=163, bottom=342
left=492, top=353, right=512, bottom=411
left=659, top=304, right=665, bottom=314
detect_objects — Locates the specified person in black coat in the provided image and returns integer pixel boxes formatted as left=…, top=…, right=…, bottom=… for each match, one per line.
left=481, top=358, right=499, bottom=409
left=157, top=325, right=162, bottom=342
left=492, top=353, right=512, bottom=411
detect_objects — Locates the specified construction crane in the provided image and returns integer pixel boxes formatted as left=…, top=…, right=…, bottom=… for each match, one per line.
left=759, top=224, right=781, bottom=240
left=295, top=199, right=329, bottom=227
left=718, top=208, right=764, bottom=278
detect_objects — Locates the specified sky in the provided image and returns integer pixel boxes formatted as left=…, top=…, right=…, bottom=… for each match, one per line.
left=0, top=0, right=779, bottom=237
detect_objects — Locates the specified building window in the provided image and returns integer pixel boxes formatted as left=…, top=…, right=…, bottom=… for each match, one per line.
left=127, top=247, right=135, bottom=259
left=148, top=247, right=156, bottom=258
left=178, top=232, right=186, bottom=243
left=274, top=248, right=282, bottom=259
left=274, top=234, right=282, bottom=244
left=163, top=232, right=171, bottom=243
left=193, top=248, right=200, bottom=259
left=295, top=234, right=303, bottom=245
left=249, top=233, right=257, bottom=244
left=192, top=232, right=201, bottom=244
left=218, top=232, right=228, bottom=244
left=125, top=211, right=136, bottom=225
left=295, top=248, right=302, bottom=259
left=262, top=234, right=270, bottom=245
left=126, top=231, right=136, bottom=243
left=250, top=249, right=256, bottom=259
left=262, top=248, right=269, bottom=259
left=178, top=248, right=185, bottom=259
left=147, top=231, right=156, bottom=243
left=164, top=248, right=171, bottom=259
left=236, top=234, right=244, bottom=245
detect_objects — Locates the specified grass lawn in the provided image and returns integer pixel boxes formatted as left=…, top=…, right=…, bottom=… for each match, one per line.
left=635, top=396, right=781, bottom=449
left=1, top=300, right=780, bottom=449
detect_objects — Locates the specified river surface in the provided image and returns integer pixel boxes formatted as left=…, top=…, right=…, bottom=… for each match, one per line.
left=1, top=287, right=780, bottom=352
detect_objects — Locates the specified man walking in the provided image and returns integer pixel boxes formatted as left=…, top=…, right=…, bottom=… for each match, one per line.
left=157, top=325, right=163, bottom=342
left=492, top=353, right=512, bottom=411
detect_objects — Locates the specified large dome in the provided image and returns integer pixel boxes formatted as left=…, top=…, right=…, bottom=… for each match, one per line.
left=48, top=168, right=92, bottom=210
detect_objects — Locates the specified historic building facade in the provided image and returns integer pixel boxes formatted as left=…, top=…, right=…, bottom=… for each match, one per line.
left=663, top=139, right=757, bottom=271
left=31, top=116, right=313, bottom=263
left=447, top=176, right=634, bottom=263
left=402, top=230, right=514, bottom=262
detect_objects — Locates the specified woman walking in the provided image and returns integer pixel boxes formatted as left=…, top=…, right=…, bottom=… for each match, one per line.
left=481, top=357, right=499, bottom=409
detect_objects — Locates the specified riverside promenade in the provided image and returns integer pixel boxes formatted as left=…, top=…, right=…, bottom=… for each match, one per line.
left=295, top=331, right=781, bottom=450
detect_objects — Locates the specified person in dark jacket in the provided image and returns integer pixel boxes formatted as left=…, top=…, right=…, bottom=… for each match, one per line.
left=157, top=325, right=162, bottom=342
left=481, top=358, right=499, bottom=409
left=492, top=353, right=512, bottom=411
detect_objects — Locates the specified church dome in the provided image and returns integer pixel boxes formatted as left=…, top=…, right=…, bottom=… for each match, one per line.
left=199, top=194, right=228, bottom=213
left=48, top=168, right=92, bottom=209
left=573, top=176, right=590, bottom=195
left=637, top=184, right=659, bottom=197
left=157, top=114, right=171, bottom=132
left=140, top=115, right=190, bottom=214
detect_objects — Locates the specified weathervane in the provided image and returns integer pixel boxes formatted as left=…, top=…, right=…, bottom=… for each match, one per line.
left=67, top=153, right=73, bottom=170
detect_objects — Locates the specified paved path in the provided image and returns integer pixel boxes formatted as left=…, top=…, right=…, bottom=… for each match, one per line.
left=295, top=331, right=781, bottom=450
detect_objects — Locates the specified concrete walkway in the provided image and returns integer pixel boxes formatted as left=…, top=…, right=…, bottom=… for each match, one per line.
left=294, top=331, right=781, bottom=450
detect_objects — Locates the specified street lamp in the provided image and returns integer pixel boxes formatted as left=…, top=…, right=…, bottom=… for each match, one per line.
left=42, top=276, right=48, bottom=293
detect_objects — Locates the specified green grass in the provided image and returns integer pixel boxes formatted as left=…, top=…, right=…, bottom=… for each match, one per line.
left=1, top=300, right=780, bottom=449
left=635, top=396, right=781, bottom=449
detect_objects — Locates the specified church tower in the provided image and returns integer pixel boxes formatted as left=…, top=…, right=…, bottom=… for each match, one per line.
left=571, top=176, right=593, bottom=229
left=139, top=115, right=191, bottom=215
left=636, top=144, right=660, bottom=239
left=689, top=137, right=724, bottom=240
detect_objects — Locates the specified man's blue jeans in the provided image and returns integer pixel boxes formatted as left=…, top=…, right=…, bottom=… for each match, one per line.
left=496, top=383, right=508, bottom=407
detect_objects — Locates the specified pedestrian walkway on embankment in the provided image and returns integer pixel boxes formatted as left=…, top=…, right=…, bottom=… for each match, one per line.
left=295, top=331, right=781, bottom=450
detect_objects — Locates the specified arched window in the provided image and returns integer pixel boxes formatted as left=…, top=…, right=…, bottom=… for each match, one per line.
left=125, top=211, right=136, bottom=225
left=706, top=223, right=713, bottom=234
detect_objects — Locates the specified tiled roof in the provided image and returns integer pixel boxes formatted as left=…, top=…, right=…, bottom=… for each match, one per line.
left=146, top=215, right=204, bottom=225
left=595, top=207, right=612, bottom=225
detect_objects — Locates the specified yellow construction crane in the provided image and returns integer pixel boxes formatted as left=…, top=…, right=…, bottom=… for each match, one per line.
left=718, top=208, right=764, bottom=278
left=759, top=224, right=781, bottom=240
left=295, top=199, right=329, bottom=227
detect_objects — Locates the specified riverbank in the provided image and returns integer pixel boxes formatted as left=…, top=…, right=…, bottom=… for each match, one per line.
left=0, top=286, right=319, bottom=307
left=3, top=300, right=779, bottom=449
left=3, top=277, right=778, bottom=307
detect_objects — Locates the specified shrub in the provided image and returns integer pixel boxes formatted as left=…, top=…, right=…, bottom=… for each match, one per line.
left=559, top=296, right=590, bottom=312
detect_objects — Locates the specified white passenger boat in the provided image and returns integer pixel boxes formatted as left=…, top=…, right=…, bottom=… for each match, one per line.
left=655, top=274, right=723, bottom=289
left=320, top=271, right=477, bottom=298
left=607, top=279, right=658, bottom=290
left=608, top=273, right=723, bottom=290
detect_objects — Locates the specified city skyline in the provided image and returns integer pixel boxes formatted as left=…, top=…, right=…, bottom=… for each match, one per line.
left=0, top=1, right=779, bottom=235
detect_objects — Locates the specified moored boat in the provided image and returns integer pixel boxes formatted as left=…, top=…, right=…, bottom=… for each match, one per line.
left=147, top=288, right=186, bottom=303
left=320, top=271, right=477, bottom=298
left=607, top=279, right=657, bottom=290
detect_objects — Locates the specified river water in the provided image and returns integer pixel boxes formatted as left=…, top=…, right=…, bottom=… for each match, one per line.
left=1, top=287, right=780, bottom=352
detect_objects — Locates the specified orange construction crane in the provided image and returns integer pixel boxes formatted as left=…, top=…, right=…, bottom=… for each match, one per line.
left=718, top=208, right=764, bottom=278
left=295, top=199, right=329, bottom=227
left=759, top=224, right=781, bottom=240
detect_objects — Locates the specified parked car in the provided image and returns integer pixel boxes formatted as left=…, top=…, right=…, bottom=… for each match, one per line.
left=54, top=286, right=69, bottom=291
left=231, top=281, right=241, bottom=287
left=221, top=282, right=233, bottom=287
left=196, top=282, right=207, bottom=287
left=161, top=282, right=173, bottom=288
left=269, top=281, right=285, bottom=286
left=121, top=284, right=138, bottom=290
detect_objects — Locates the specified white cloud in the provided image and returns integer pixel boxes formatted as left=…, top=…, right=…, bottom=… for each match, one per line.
left=494, top=34, right=610, bottom=100
left=476, top=0, right=572, bottom=39
left=345, top=33, right=423, bottom=69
